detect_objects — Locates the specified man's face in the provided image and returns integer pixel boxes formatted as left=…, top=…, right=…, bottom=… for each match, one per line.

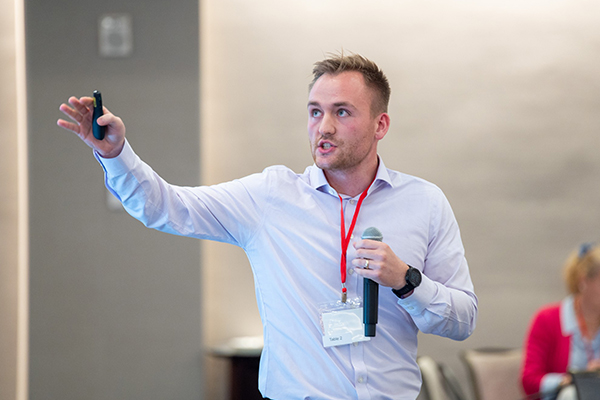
left=307, top=71, right=385, bottom=175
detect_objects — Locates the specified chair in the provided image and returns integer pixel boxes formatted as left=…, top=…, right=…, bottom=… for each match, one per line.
left=418, top=356, right=467, bottom=400
left=439, top=363, right=469, bottom=400
left=460, top=347, right=523, bottom=400
left=418, top=356, right=448, bottom=400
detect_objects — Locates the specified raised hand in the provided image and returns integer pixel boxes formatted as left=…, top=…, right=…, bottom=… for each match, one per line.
left=57, top=96, right=126, bottom=158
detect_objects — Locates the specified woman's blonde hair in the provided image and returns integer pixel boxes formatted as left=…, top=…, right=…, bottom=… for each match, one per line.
left=563, top=243, right=600, bottom=294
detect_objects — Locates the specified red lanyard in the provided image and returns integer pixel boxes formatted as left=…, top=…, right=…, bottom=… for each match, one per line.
left=338, top=178, right=375, bottom=303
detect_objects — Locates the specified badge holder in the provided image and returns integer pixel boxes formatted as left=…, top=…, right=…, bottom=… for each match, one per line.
left=319, top=298, right=371, bottom=348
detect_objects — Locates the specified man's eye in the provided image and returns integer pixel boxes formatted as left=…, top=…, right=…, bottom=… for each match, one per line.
left=311, top=109, right=322, bottom=117
left=337, top=109, right=349, bottom=117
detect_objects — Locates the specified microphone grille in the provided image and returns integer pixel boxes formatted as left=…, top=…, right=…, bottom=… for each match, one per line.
left=362, top=227, right=383, bottom=242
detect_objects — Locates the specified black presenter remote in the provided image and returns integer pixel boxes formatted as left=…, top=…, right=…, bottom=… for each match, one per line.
left=92, top=90, right=105, bottom=140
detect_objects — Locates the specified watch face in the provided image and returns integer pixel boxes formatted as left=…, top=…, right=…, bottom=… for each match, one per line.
left=407, top=268, right=422, bottom=287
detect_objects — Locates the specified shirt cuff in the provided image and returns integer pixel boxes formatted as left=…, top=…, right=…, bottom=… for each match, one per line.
left=541, top=373, right=566, bottom=396
left=396, top=272, right=435, bottom=315
left=94, top=139, right=137, bottom=177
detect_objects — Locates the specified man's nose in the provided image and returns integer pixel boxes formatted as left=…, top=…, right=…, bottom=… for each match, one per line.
left=318, top=113, right=336, bottom=136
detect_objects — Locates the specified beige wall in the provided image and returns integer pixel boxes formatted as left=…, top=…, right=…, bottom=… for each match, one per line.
left=201, top=0, right=600, bottom=397
left=0, top=0, right=22, bottom=399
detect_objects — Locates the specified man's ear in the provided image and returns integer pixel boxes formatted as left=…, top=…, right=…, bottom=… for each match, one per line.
left=375, top=112, right=390, bottom=141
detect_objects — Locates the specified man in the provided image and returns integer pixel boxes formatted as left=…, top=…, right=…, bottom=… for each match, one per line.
left=58, top=53, right=477, bottom=400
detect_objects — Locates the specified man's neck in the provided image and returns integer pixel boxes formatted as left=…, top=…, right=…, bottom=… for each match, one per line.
left=324, top=159, right=379, bottom=198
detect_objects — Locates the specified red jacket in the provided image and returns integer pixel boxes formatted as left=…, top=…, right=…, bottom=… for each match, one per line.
left=521, top=303, right=571, bottom=395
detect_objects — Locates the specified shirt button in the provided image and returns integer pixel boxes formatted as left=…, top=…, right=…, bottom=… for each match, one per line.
left=348, top=268, right=354, bottom=275
left=353, top=341, right=359, bottom=347
left=349, top=199, right=357, bottom=205
left=357, top=376, right=366, bottom=383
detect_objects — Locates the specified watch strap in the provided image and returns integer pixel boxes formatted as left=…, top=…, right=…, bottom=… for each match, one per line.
left=392, top=282, right=415, bottom=298
left=392, top=265, right=420, bottom=298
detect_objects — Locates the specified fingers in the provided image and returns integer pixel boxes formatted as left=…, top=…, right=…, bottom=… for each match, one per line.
left=58, top=106, right=84, bottom=133
left=353, top=240, right=384, bottom=262
left=96, top=106, right=117, bottom=127
left=57, top=96, right=118, bottom=133
left=587, top=359, right=600, bottom=371
left=351, top=255, right=380, bottom=283
left=56, top=118, right=80, bottom=134
left=352, top=259, right=379, bottom=281
left=68, top=96, right=93, bottom=114
left=57, top=96, right=94, bottom=134
left=351, top=240, right=408, bottom=288
left=58, top=103, right=81, bottom=124
left=56, top=95, right=127, bottom=159
left=354, top=257, right=376, bottom=270
left=354, top=239, right=381, bottom=250
left=352, top=259, right=402, bottom=288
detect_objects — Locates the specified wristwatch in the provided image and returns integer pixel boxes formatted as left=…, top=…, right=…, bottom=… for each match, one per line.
left=392, top=265, right=422, bottom=298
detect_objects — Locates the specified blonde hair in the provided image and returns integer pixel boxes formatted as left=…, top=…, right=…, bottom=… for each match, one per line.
left=563, top=243, right=600, bottom=294
left=309, top=51, right=391, bottom=116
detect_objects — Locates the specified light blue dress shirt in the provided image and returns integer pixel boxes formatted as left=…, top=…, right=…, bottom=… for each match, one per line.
left=97, top=140, right=478, bottom=400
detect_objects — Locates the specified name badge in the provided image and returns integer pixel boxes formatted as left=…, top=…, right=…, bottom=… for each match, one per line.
left=320, top=299, right=370, bottom=348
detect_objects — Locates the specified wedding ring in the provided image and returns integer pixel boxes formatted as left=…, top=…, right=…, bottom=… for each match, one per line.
left=365, top=260, right=370, bottom=269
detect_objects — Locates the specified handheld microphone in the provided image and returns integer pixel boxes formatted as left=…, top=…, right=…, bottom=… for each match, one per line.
left=92, top=90, right=105, bottom=140
left=362, top=227, right=382, bottom=337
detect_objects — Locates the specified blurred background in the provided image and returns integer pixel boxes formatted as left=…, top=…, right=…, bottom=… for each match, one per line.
left=2, top=0, right=599, bottom=399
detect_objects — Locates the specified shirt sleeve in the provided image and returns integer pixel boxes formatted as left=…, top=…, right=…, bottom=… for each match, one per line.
left=396, top=188, right=478, bottom=341
left=95, top=140, right=267, bottom=247
left=541, top=373, right=566, bottom=398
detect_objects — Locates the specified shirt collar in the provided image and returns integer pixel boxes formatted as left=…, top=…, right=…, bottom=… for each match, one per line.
left=561, top=295, right=578, bottom=336
left=309, top=156, right=394, bottom=197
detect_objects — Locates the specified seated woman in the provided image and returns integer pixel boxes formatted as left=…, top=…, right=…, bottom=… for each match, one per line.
left=521, top=243, right=600, bottom=400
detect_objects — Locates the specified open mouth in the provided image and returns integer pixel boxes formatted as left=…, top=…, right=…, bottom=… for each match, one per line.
left=318, top=140, right=336, bottom=151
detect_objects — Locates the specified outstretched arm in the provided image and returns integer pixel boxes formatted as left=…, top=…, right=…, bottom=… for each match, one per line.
left=57, top=96, right=126, bottom=159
